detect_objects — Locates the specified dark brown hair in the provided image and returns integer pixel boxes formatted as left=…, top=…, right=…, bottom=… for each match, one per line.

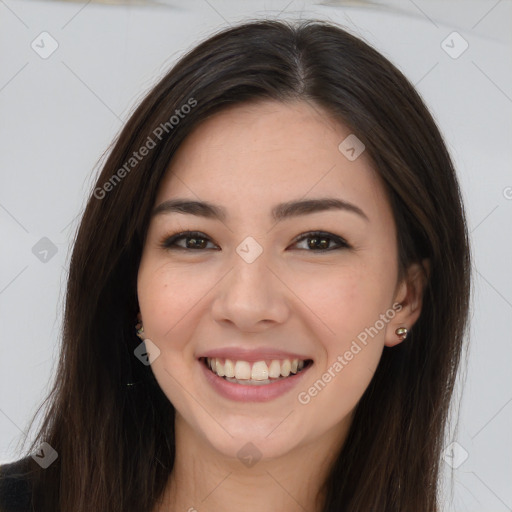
left=17, top=18, right=470, bottom=511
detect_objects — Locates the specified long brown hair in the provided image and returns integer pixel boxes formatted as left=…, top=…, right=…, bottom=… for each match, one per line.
left=17, top=18, right=470, bottom=511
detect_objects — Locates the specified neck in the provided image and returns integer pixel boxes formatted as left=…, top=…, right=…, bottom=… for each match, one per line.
left=154, top=412, right=352, bottom=512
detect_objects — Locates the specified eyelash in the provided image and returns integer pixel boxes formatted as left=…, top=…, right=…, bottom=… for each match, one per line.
left=159, top=230, right=351, bottom=253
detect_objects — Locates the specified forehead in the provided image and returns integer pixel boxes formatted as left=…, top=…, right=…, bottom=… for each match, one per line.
left=155, top=100, right=387, bottom=222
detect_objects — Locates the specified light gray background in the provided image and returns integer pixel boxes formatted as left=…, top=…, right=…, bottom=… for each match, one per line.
left=1, top=0, right=511, bottom=510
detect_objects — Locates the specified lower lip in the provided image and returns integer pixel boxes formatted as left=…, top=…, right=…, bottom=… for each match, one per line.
left=199, top=359, right=312, bottom=402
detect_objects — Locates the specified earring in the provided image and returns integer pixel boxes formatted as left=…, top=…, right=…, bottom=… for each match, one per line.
left=395, top=327, right=408, bottom=341
left=135, top=319, right=144, bottom=340
left=124, top=315, right=145, bottom=389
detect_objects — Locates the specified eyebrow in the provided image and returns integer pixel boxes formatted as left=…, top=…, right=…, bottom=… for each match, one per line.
left=152, top=197, right=369, bottom=223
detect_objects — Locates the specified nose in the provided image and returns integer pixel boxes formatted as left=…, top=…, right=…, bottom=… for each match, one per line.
left=210, top=248, right=289, bottom=332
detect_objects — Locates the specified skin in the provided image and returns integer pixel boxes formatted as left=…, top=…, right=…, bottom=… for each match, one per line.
left=137, top=99, right=427, bottom=512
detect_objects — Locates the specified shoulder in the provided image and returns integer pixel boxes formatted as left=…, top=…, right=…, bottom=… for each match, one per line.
left=0, top=457, right=34, bottom=512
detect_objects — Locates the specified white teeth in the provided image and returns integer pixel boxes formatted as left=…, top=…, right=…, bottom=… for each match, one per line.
left=280, top=359, right=291, bottom=377
left=215, top=359, right=225, bottom=377
left=251, top=361, right=268, bottom=381
left=268, top=360, right=281, bottom=379
left=234, top=360, right=251, bottom=380
left=205, top=357, right=308, bottom=381
left=224, top=359, right=235, bottom=378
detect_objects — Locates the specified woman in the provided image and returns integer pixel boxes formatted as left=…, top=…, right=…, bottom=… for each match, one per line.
left=0, top=18, right=470, bottom=512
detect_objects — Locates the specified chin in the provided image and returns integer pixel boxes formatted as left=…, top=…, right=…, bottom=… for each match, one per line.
left=196, top=415, right=307, bottom=462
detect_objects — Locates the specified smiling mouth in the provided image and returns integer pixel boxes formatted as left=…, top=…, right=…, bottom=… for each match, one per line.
left=200, top=357, right=313, bottom=386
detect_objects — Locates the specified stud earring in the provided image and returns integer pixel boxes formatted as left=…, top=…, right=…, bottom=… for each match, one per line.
left=135, top=319, right=144, bottom=340
left=395, top=327, right=408, bottom=341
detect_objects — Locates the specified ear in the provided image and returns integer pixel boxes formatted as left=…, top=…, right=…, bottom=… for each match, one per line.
left=384, top=259, right=430, bottom=347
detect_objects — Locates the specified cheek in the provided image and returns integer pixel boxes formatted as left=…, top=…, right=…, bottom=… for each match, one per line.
left=137, top=258, right=208, bottom=407
left=293, top=256, right=395, bottom=343
left=295, top=258, right=395, bottom=396
left=294, top=275, right=391, bottom=423
left=137, top=256, right=205, bottom=352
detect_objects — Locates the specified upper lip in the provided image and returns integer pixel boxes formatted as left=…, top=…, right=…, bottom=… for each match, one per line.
left=198, top=347, right=313, bottom=362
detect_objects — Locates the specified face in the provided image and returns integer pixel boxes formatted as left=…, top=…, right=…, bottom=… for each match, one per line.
left=137, top=99, right=417, bottom=461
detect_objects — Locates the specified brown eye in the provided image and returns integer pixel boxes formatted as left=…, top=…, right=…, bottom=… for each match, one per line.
left=160, top=231, right=218, bottom=251
left=160, top=230, right=350, bottom=253
left=291, top=231, right=350, bottom=252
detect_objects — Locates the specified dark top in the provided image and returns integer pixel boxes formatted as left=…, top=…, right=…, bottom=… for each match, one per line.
left=0, top=457, right=34, bottom=512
